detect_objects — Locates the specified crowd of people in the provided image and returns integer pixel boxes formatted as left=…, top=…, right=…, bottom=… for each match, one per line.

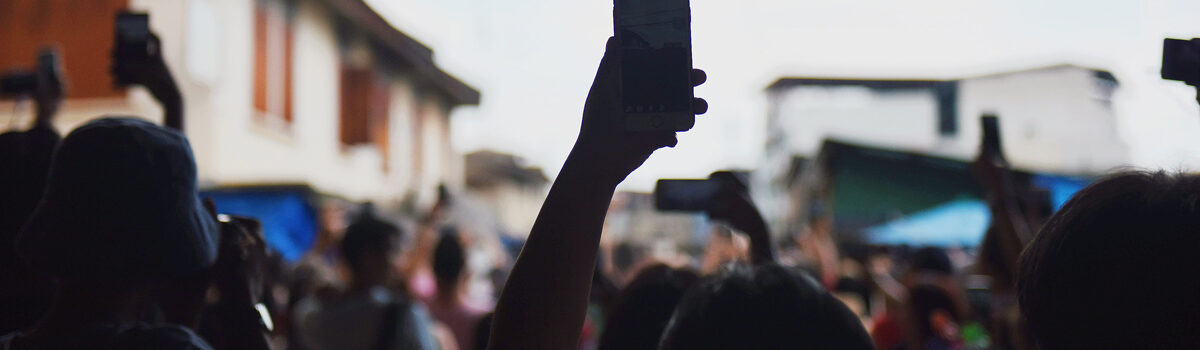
left=1, top=28, right=1199, bottom=350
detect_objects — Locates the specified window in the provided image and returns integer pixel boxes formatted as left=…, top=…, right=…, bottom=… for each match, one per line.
left=339, top=66, right=391, bottom=169
left=0, top=0, right=129, bottom=99
left=935, top=82, right=958, bottom=136
left=253, top=0, right=294, bottom=124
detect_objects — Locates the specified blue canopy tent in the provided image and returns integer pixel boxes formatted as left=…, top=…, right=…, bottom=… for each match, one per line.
left=201, top=187, right=320, bottom=262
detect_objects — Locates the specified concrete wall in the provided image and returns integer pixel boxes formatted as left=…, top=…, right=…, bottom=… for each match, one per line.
left=764, top=65, right=1129, bottom=176
left=954, top=66, right=1128, bottom=174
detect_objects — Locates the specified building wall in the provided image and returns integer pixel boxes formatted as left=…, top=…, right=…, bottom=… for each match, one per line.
left=0, top=0, right=467, bottom=206
left=764, top=66, right=1128, bottom=176
left=469, top=184, right=546, bottom=236
left=954, top=66, right=1128, bottom=174
left=768, top=86, right=940, bottom=157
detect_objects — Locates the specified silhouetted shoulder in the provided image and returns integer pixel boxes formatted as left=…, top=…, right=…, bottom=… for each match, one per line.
left=115, top=324, right=215, bottom=350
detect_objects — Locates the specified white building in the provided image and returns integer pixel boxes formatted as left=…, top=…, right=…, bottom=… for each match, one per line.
left=756, top=64, right=1128, bottom=232
left=763, top=64, right=1127, bottom=178
left=1, top=0, right=478, bottom=209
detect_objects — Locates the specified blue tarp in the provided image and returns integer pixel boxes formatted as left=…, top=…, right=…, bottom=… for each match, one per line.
left=201, top=190, right=318, bottom=262
left=1032, top=174, right=1090, bottom=210
left=866, top=199, right=991, bottom=247
left=865, top=175, right=1091, bottom=247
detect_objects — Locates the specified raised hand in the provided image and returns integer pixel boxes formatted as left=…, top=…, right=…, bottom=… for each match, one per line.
left=568, top=37, right=707, bottom=187
left=706, top=171, right=775, bottom=265
left=111, top=33, right=184, bottom=130
left=489, top=37, right=707, bottom=350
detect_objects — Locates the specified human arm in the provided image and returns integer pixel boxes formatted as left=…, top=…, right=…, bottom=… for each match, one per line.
left=487, top=38, right=706, bottom=350
left=112, top=33, right=184, bottom=131
left=707, top=172, right=775, bottom=266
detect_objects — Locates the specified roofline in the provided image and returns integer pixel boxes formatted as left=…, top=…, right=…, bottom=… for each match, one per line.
left=319, top=0, right=480, bottom=106
left=766, top=78, right=944, bottom=91
left=768, top=63, right=1118, bottom=91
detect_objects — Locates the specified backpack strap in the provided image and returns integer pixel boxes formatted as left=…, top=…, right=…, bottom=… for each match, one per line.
left=373, top=301, right=405, bottom=350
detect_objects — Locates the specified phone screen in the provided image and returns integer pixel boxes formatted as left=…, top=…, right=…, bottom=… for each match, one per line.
left=615, top=0, right=693, bottom=131
left=655, top=179, right=719, bottom=212
left=116, top=13, right=150, bottom=43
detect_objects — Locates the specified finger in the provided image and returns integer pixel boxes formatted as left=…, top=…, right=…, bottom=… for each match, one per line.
left=651, top=131, right=679, bottom=149
left=692, top=98, right=708, bottom=115
left=691, top=69, right=707, bottom=86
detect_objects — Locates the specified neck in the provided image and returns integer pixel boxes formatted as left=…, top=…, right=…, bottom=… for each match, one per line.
left=26, top=279, right=149, bottom=337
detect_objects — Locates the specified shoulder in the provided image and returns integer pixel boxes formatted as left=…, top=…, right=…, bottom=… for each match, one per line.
left=116, top=324, right=214, bottom=350
left=0, top=333, right=14, bottom=350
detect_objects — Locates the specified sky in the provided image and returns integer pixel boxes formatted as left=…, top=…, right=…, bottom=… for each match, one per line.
left=365, top=0, right=1200, bottom=191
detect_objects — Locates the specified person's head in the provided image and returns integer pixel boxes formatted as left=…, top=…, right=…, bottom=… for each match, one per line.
left=432, top=227, right=467, bottom=295
left=659, top=264, right=874, bottom=350
left=340, top=210, right=403, bottom=287
left=909, top=246, right=954, bottom=276
left=17, top=117, right=218, bottom=284
left=612, top=241, right=641, bottom=276
left=1018, top=171, right=1200, bottom=349
left=597, top=263, right=700, bottom=350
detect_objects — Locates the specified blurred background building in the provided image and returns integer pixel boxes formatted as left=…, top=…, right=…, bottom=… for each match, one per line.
left=1, top=0, right=477, bottom=209
left=464, top=150, right=548, bottom=237
left=755, top=65, right=1117, bottom=245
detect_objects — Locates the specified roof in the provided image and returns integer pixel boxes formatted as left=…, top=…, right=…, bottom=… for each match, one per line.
left=767, top=78, right=944, bottom=91
left=320, top=0, right=480, bottom=106
left=465, top=150, right=550, bottom=188
left=767, top=64, right=1117, bottom=91
left=811, top=139, right=1091, bottom=236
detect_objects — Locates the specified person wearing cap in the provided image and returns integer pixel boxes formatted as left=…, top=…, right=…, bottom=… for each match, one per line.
left=0, top=117, right=217, bottom=349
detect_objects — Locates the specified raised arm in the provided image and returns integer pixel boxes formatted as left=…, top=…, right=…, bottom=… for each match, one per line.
left=707, top=172, right=776, bottom=266
left=488, top=38, right=706, bottom=350
left=112, top=33, right=184, bottom=131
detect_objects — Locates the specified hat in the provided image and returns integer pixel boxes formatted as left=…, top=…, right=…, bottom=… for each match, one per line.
left=17, top=117, right=218, bottom=279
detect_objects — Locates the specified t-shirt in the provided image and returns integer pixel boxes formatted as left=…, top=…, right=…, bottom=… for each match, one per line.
left=426, top=298, right=488, bottom=350
left=0, top=323, right=213, bottom=350
left=294, top=287, right=439, bottom=350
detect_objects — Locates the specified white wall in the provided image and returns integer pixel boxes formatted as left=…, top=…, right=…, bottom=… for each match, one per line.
left=1, top=0, right=466, bottom=205
left=770, top=85, right=940, bottom=156
left=764, top=65, right=1130, bottom=176
left=955, top=66, right=1128, bottom=174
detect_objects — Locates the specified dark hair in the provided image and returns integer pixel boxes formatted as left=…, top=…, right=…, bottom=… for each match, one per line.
left=910, top=247, right=953, bottom=275
left=612, top=241, right=640, bottom=274
left=659, top=264, right=874, bottom=350
left=433, top=228, right=466, bottom=288
left=339, top=212, right=401, bottom=274
left=1018, top=171, right=1200, bottom=349
left=597, top=264, right=700, bottom=350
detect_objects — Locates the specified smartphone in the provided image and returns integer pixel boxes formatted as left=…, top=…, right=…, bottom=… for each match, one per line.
left=113, top=12, right=152, bottom=86
left=614, top=0, right=695, bottom=131
left=654, top=179, right=719, bottom=212
left=980, top=114, right=1003, bottom=161
left=1162, top=38, right=1200, bottom=84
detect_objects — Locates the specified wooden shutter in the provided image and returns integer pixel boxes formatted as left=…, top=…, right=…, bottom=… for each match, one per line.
left=0, top=0, right=129, bottom=99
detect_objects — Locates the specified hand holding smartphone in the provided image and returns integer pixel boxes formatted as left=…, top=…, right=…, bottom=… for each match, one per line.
left=614, top=0, right=696, bottom=131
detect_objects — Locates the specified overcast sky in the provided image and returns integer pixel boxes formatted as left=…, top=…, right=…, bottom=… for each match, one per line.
left=366, top=0, right=1200, bottom=191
